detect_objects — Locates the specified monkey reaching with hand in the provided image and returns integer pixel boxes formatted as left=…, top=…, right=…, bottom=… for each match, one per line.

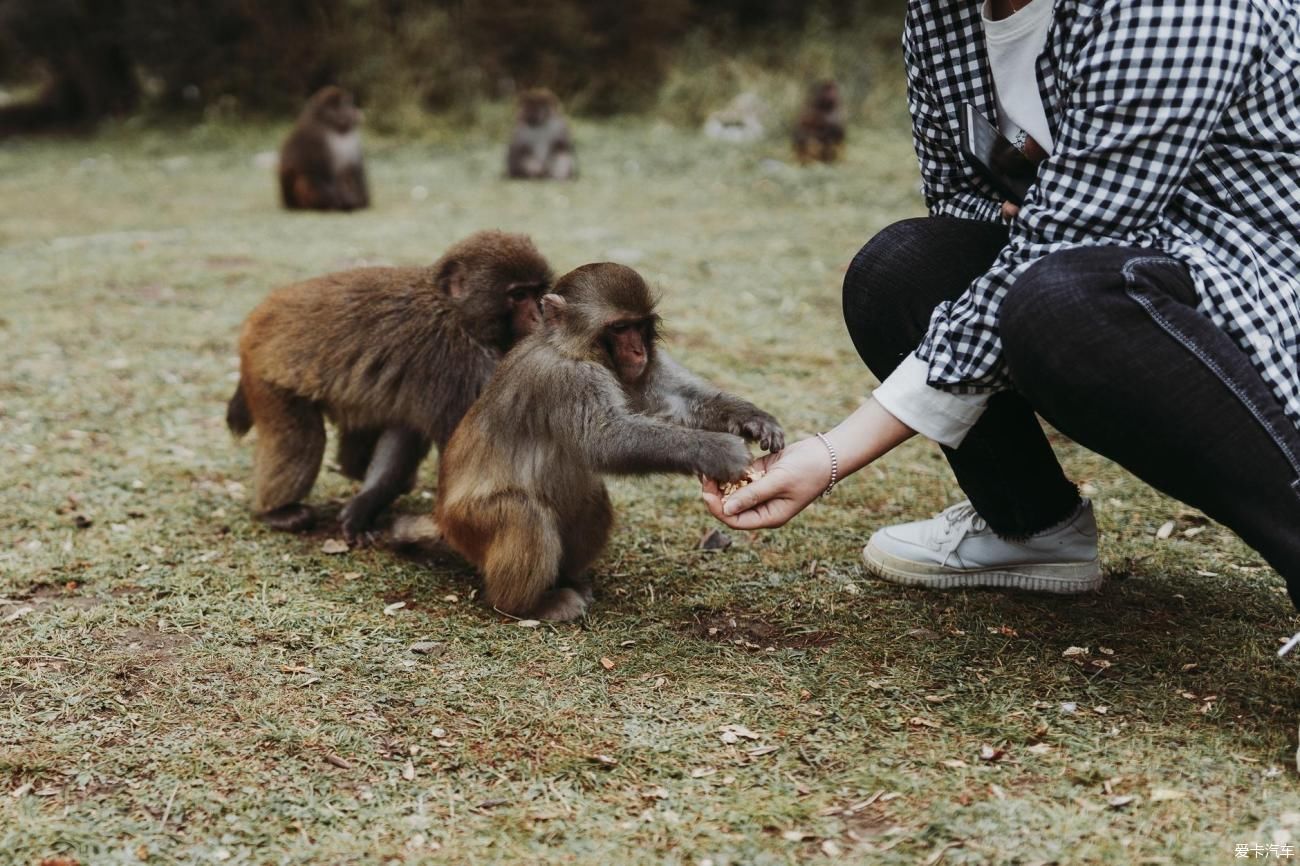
left=424, top=263, right=784, bottom=621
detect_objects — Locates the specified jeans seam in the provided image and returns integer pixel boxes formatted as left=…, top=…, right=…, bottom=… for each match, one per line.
left=1121, top=256, right=1300, bottom=490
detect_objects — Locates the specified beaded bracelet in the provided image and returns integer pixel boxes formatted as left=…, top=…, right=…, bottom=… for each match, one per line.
left=815, top=432, right=838, bottom=498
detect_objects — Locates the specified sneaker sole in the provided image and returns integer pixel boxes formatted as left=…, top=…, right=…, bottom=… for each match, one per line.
left=862, top=541, right=1103, bottom=594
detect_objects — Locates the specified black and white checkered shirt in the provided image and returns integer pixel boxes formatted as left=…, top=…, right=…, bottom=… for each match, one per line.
left=908, top=0, right=1300, bottom=429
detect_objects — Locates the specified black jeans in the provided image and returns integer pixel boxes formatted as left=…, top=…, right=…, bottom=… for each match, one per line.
left=842, top=216, right=1300, bottom=606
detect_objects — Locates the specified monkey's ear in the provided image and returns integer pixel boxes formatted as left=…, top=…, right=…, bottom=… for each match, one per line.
left=542, top=293, right=567, bottom=325
left=438, top=260, right=467, bottom=298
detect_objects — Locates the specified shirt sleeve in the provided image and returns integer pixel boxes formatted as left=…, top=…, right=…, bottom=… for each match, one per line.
left=873, top=353, right=990, bottom=449
left=916, top=0, right=1264, bottom=394
left=904, top=2, right=1003, bottom=223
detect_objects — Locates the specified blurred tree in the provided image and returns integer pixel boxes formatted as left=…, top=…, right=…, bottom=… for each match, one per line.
left=0, top=0, right=902, bottom=130
left=456, top=0, right=690, bottom=114
left=0, top=0, right=137, bottom=134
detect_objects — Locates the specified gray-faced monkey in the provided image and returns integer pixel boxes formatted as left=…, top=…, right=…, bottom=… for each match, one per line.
left=506, top=88, right=577, bottom=180
left=429, top=263, right=784, bottom=621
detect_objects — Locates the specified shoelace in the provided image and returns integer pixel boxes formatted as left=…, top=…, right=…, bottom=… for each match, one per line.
left=932, top=501, right=989, bottom=561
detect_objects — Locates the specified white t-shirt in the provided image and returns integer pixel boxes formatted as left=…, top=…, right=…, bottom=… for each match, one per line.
left=982, top=0, right=1056, bottom=153
left=873, top=0, right=1057, bottom=448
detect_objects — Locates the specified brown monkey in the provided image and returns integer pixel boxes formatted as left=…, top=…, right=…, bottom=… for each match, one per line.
left=278, top=86, right=369, bottom=211
left=506, top=88, right=577, bottom=180
left=793, top=79, right=846, bottom=164
left=226, top=230, right=553, bottom=541
left=430, top=263, right=784, bottom=621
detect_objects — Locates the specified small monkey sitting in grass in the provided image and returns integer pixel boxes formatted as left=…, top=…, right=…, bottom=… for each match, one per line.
left=402, top=262, right=784, bottom=621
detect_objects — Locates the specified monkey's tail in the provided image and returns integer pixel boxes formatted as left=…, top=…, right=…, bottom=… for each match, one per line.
left=226, top=381, right=253, bottom=438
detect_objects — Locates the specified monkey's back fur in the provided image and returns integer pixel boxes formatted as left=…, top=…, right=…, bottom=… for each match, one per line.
left=236, top=267, right=497, bottom=449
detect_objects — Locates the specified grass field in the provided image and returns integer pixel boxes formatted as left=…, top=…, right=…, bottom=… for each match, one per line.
left=3, top=111, right=1300, bottom=866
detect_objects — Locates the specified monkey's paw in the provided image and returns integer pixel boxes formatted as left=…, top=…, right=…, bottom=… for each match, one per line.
left=737, top=414, right=785, bottom=453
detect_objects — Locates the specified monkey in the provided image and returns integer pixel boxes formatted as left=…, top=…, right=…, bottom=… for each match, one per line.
left=506, top=88, right=577, bottom=180
left=278, top=86, right=369, bottom=211
left=793, top=79, right=846, bottom=164
left=426, top=262, right=785, bottom=622
left=226, top=230, right=554, bottom=542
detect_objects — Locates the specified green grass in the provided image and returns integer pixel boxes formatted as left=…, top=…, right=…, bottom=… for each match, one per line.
left=3, top=115, right=1299, bottom=866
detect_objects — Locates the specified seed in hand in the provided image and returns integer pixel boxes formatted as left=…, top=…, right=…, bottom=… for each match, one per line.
left=719, top=467, right=766, bottom=498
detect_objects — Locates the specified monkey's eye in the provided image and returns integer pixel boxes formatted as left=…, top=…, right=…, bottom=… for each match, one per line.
left=609, top=323, right=632, bottom=335
left=508, top=289, right=529, bottom=303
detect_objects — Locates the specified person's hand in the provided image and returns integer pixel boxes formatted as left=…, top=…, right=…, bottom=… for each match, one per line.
left=1002, top=135, right=1047, bottom=221
left=700, top=435, right=833, bottom=530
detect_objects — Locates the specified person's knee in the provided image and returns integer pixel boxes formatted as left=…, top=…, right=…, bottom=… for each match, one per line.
left=842, top=218, right=934, bottom=377
left=843, top=218, right=931, bottom=314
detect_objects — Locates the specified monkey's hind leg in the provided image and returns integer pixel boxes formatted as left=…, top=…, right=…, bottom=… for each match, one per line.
left=338, top=427, right=430, bottom=544
left=337, top=427, right=381, bottom=481
left=548, top=483, right=613, bottom=617
left=475, top=497, right=583, bottom=621
left=248, top=380, right=326, bottom=532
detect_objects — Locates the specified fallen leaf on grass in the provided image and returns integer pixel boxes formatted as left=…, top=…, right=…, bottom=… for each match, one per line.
left=1108, top=795, right=1136, bottom=809
left=782, top=830, right=813, bottom=842
left=590, top=754, right=618, bottom=767
left=922, top=841, right=963, bottom=866
left=746, top=745, right=780, bottom=757
left=321, top=539, right=348, bottom=554
left=383, top=601, right=406, bottom=616
left=516, top=619, right=540, bottom=628
left=821, top=840, right=842, bottom=857
left=600, top=657, right=616, bottom=670
left=941, top=759, right=968, bottom=769
left=2, top=606, right=35, bottom=624
left=978, top=745, right=1005, bottom=762
left=718, top=724, right=760, bottom=744
left=1062, top=646, right=1089, bottom=658
left=409, top=641, right=442, bottom=655
left=1026, top=743, right=1052, bottom=756
left=1155, top=520, right=1176, bottom=540
left=402, top=760, right=415, bottom=781
left=698, top=528, right=732, bottom=551
left=908, top=717, right=941, bottom=729
left=1149, top=788, right=1186, bottom=802
left=690, top=767, right=716, bottom=778
left=324, top=753, right=352, bottom=770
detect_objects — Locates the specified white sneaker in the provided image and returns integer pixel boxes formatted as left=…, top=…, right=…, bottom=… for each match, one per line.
left=863, top=499, right=1102, bottom=594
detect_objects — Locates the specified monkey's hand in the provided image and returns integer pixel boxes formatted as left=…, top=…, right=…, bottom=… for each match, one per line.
left=732, top=410, right=785, bottom=453
left=691, top=432, right=752, bottom=483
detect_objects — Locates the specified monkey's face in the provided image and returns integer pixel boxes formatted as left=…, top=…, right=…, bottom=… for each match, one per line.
left=317, top=90, right=362, bottom=132
left=603, top=318, right=654, bottom=384
left=812, top=82, right=840, bottom=112
left=519, top=92, right=556, bottom=127
left=505, top=283, right=547, bottom=340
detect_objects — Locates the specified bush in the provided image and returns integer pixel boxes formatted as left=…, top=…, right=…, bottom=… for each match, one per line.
left=0, top=0, right=905, bottom=130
